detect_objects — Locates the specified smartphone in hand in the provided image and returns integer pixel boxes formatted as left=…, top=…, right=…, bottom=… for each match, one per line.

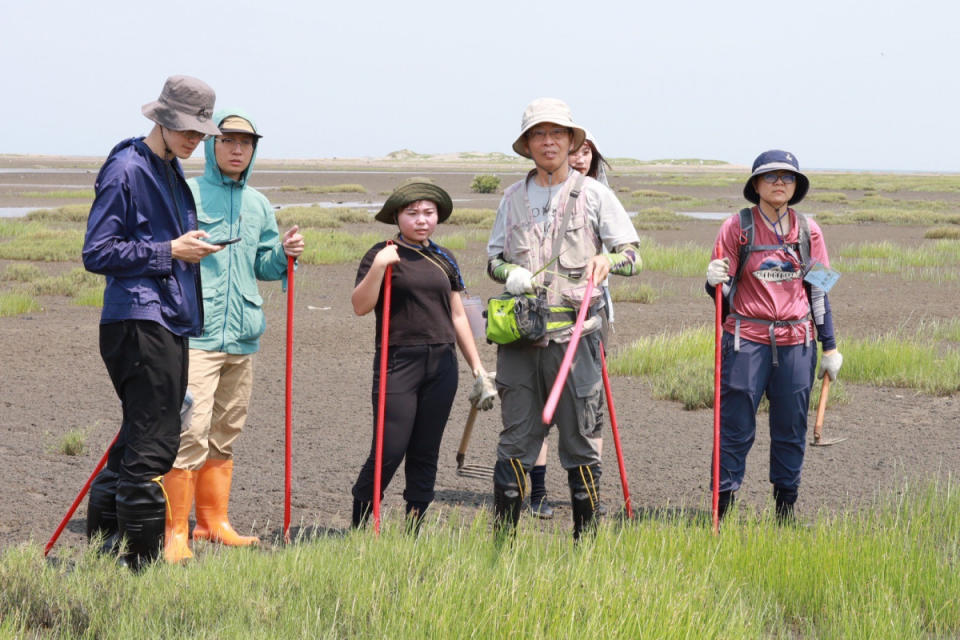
left=208, top=237, right=241, bottom=246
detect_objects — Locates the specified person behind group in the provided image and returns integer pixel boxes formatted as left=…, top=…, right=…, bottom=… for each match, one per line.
left=82, top=76, right=223, bottom=570
left=527, top=129, right=614, bottom=519
left=350, top=182, right=495, bottom=530
left=705, top=149, right=843, bottom=522
left=486, top=98, right=642, bottom=540
left=162, top=109, right=306, bottom=563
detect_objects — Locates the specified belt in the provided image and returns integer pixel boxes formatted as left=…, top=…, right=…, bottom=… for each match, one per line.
left=547, top=300, right=605, bottom=331
left=728, top=313, right=810, bottom=366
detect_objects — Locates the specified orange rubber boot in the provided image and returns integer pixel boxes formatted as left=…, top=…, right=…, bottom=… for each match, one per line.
left=192, top=459, right=259, bottom=546
left=163, top=468, right=195, bottom=563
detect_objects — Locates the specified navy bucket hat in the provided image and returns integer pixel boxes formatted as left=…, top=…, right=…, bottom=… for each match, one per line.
left=743, top=149, right=809, bottom=206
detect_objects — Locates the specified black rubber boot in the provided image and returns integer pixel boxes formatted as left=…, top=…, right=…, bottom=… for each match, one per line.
left=116, top=479, right=166, bottom=572
left=352, top=498, right=373, bottom=529
left=568, top=464, right=602, bottom=541
left=528, top=465, right=553, bottom=519
left=773, top=486, right=798, bottom=524
left=86, top=468, right=120, bottom=554
left=493, top=459, right=526, bottom=540
left=717, top=490, right=735, bottom=522
left=405, top=501, right=429, bottom=537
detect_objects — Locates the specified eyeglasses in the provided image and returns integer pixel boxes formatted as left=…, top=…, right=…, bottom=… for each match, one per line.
left=178, top=130, right=208, bottom=142
left=527, top=127, right=570, bottom=142
left=760, top=172, right=797, bottom=184
left=218, top=136, right=255, bottom=149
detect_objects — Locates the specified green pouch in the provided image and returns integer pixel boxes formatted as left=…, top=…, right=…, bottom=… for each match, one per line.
left=485, top=293, right=548, bottom=345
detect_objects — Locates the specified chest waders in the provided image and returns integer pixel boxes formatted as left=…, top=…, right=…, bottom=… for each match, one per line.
left=727, top=207, right=813, bottom=366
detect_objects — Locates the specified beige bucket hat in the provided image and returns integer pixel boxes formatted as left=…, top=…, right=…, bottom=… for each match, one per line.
left=141, top=75, right=220, bottom=136
left=512, top=97, right=586, bottom=159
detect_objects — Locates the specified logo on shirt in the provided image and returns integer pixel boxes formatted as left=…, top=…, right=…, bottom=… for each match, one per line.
left=753, top=258, right=801, bottom=283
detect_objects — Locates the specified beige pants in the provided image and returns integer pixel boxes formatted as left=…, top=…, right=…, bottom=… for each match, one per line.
left=174, top=349, right=254, bottom=471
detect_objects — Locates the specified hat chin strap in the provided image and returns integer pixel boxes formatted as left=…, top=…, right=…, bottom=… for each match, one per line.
left=158, top=126, right=176, bottom=161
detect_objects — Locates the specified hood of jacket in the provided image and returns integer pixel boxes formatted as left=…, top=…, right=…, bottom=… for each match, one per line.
left=202, top=107, right=260, bottom=187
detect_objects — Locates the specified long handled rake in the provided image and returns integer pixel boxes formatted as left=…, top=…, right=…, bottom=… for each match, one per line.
left=455, top=405, right=494, bottom=479
left=44, top=431, right=120, bottom=556
left=373, top=242, right=394, bottom=535
left=599, top=342, right=632, bottom=518
left=283, top=255, right=295, bottom=543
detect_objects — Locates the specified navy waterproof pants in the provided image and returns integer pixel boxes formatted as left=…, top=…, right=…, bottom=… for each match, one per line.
left=718, top=332, right=817, bottom=494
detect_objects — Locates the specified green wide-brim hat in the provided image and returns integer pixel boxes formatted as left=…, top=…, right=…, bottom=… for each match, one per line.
left=375, top=182, right=453, bottom=224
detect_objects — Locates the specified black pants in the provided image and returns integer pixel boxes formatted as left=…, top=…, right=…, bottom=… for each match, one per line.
left=100, top=320, right=188, bottom=482
left=352, top=343, right=458, bottom=504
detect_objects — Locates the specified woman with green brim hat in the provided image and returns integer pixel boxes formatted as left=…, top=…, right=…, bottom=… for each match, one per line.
left=348, top=181, right=494, bottom=531
left=705, top=149, right=843, bottom=524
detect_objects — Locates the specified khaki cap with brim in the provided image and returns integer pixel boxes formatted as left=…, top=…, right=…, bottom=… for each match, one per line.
left=141, top=75, right=220, bottom=137
left=375, top=182, right=453, bottom=224
left=218, top=115, right=262, bottom=139
left=512, top=97, right=586, bottom=159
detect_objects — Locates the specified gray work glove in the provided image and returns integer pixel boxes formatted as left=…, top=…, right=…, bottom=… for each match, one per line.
left=706, top=257, right=731, bottom=286
left=817, top=350, right=843, bottom=381
left=468, top=368, right=497, bottom=411
left=505, top=266, right=534, bottom=295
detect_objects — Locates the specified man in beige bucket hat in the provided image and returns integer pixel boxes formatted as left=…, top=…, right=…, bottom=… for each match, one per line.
left=82, top=75, right=223, bottom=571
left=486, top=97, right=643, bottom=540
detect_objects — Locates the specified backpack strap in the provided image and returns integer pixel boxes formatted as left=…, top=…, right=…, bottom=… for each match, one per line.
left=544, top=172, right=585, bottom=287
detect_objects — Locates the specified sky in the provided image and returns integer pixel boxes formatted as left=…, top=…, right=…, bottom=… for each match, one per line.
left=2, top=0, right=958, bottom=172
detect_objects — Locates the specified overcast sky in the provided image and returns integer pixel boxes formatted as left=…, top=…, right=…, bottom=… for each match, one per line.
left=2, top=0, right=957, bottom=171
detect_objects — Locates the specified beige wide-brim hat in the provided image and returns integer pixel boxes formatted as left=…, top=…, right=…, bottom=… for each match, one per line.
left=375, top=181, right=453, bottom=224
left=141, top=75, right=221, bottom=137
left=511, top=97, right=586, bottom=159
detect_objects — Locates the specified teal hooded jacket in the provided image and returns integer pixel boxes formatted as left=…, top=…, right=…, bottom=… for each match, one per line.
left=187, top=107, right=288, bottom=355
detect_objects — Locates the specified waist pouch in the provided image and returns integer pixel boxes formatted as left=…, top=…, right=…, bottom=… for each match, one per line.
left=485, top=293, right=549, bottom=345
left=485, top=293, right=599, bottom=345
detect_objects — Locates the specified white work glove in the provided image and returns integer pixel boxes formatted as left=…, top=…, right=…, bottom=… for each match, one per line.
left=505, top=266, right=534, bottom=295
left=706, top=257, right=731, bottom=286
left=817, top=350, right=843, bottom=381
left=468, top=368, right=497, bottom=411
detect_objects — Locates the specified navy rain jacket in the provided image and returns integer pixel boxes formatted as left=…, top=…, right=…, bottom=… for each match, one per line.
left=82, top=137, right=203, bottom=337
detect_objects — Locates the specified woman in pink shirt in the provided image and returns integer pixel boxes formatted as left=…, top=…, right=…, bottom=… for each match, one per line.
left=705, top=150, right=843, bottom=523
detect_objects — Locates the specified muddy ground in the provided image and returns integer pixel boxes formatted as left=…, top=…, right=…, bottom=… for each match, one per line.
left=1, top=159, right=958, bottom=553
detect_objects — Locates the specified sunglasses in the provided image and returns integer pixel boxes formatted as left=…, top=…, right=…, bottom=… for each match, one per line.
left=760, top=172, right=797, bottom=184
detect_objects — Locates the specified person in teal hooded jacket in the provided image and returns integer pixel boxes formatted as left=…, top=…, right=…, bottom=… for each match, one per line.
left=163, top=108, right=305, bottom=563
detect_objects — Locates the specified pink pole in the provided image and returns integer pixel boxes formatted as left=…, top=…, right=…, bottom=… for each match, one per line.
left=712, top=246, right=723, bottom=535
left=373, top=241, right=394, bottom=535
left=45, top=431, right=119, bottom=556
left=283, top=255, right=296, bottom=543
left=599, top=343, right=632, bottom=518
left=542, top=278, right=595, bottom=425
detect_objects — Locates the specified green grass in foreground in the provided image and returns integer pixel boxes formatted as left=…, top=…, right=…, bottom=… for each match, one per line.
left=4, top=480, right=958, bottom=638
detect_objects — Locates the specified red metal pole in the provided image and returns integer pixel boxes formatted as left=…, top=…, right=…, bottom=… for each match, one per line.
left=712, top=246, right=724, bottom=535
left=542, top=278, right=595, bottom=425
left=284, top=255, right=295, bottom=544
left=373, top=242, right=393, bottom=535
left=45, top=431, right=119, bottom=556
left=599, top=342, right=632, bottom=519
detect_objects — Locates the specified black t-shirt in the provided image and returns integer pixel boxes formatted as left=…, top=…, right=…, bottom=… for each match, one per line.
left=355, top=240, right=464, bottom=347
